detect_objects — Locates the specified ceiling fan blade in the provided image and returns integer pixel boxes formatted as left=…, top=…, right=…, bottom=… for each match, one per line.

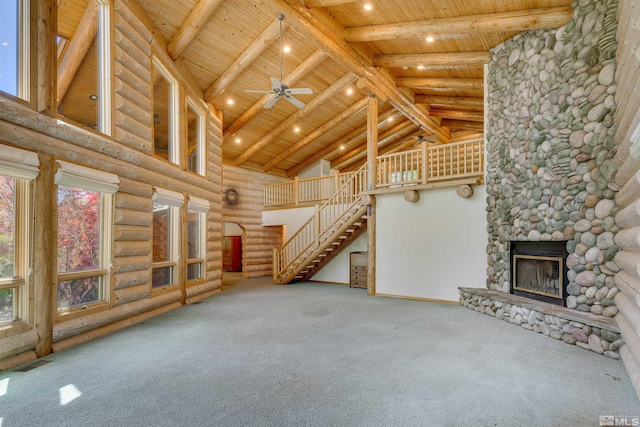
left=285, top=94, right=305, bottom=109
left=286, top=88, right=313, bottom=95
left=246, top=89, right=274, bottom=94
left=264, top=95, right=280, bottom=109
left=270, top=77, right=282, bottom=91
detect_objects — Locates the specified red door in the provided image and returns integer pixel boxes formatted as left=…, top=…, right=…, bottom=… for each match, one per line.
left=223, top=236, right=242, bottom=272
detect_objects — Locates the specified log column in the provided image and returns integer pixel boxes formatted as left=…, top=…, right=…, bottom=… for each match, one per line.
left=34, top=153, right=55, bottom=357
left=366, top=95, right=378, bottom=296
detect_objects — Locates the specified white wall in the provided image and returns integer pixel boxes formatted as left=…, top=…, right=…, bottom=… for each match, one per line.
left=223, top=222, right=243, bottom=236
left=376, top=186, right=487, bottom=302
left=262, top=207, right=315, bottom=240
left=298, top=159, right=332, bottom=179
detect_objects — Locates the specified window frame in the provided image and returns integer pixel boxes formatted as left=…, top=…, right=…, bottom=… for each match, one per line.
left=151, top=187, right=183, bottom=293
left=54, top=161, right=118, bottom=316
left=186, top=97, right=206, bottom=176
left=55, top=0, right=112, bottom=135
left=0, top=145, right=39, bottom=334
left=185, top=196, right=209, bottom=285
left=151, top=58, right=180, bottom=166
left=0, top=0, right=30, bottom=101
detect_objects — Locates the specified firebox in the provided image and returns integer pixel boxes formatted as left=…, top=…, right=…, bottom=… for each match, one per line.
left=510, top=241, right=568, bottom=306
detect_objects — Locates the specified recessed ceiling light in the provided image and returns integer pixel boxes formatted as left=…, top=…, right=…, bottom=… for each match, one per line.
left=426, top=36, right=435, bottom=43
left=235, top=138, right=241, bottom=144
left=340, top=145, right=345, bottom=150
left=89, top=94, right=98, bottom=100
left=227, top=99, right=234, bottom=105
left=388, top=117, right=394, bottom=122
left=364, top=3, right=372, bottom=11
left=347, top=88, right=354, bottom=95
left=283, top=45, right=291, bottom=53
left=294, top=126, right=300, bottom=133
left=417, top=65, right=425, bottom=69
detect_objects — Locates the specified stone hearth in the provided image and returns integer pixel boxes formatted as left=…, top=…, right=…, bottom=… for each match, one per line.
left=459, top=287, right=622, bottom=359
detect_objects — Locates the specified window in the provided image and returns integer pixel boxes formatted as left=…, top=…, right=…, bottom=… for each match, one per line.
left=57, top=0, right=111, bottom=134
left=0, top=0, right=29, bottom=100
left=186, top=98, right=205, bottom=175
left=186, top=196, right=209, bottom=282
left=152, top=188, right=183, bottom=289
left=55, top=161, right=118, bottom=311
left=0, top=145, right=39, bottom=325
left=152, top=60, right=179, bottom=164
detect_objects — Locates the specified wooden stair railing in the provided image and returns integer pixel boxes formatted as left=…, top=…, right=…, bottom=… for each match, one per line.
left=273, top=164, right=368, bottom=284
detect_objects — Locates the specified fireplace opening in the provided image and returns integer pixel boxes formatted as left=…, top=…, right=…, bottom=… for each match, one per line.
left=510, top=241, right=568, bottom=306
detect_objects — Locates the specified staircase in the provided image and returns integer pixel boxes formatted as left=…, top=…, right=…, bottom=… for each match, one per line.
left=273, top=165, right=368, bottom=285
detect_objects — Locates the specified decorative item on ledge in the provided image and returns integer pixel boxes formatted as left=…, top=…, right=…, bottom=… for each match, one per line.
left=459, top=287, right=623, bottom=360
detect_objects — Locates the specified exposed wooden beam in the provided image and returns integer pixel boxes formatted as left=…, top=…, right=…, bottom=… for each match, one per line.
left=373, top=52, right=491, bottom=68
left=57, top=0, right=99, bottom=102
left=224, top=49, right=328, bottom=140
left=429, top=109, right=484, bottom=122
left=397, top=77, right=483, bottom=91
left=415, top=96, right=484, bottom=111
left=344, top=7, right=574, bottom=42
left=204, top=20, right=284, bottom=102
left=331, top=120, right=418, bottom=170
left=441, top=119, right=484, bottom=131
left=304, top=0, right=356, bottom=7
left=262, top=97, right=368, bottom=172
left=167, top=0, right=225, bottom=60
left=263, top=0, right=450, bottom=143
left=233, top=72, right=357, bottom=166
left=366, top=96, right=379, bottom=190
left=286, top=109, right=400, bottom=177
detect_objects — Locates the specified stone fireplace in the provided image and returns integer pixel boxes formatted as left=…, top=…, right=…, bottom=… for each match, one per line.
left=510, top=241, right=567, bottom=306
left=459, top=0, right=625, bottom=360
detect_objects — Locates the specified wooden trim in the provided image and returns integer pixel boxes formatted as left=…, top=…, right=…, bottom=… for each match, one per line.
left=344, top=7, right=574, bottom=42
left=375, top=293, right=459, bottom=305
left=361, top=177, right=481, bottom=196
left=396, top=77, right=484, bottom=91
left=167, top=0, right=225, bottom=60
left=429, top=109, right=484, bottom=122
left=373, top=52, right=491, bottom=68
left=441, top=119, right=484, bottom=131
left=304, top=0, right=356, bottom=7
left=414, top=96, right=484, bottom=111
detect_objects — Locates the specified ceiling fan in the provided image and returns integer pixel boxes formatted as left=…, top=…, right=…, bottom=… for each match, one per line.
left=245, top=13, right=313, bottom=109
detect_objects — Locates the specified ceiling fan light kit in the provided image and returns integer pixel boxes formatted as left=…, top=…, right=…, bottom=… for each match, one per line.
left=245, top=13, right=313, bottom=109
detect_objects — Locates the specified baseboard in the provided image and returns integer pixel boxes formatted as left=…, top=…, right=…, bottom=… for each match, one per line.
left=375, top=293, right=459, bottom=305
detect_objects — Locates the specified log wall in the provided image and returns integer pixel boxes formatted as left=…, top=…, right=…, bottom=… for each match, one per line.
left=0, top=0, right=222, bottom=368
left=222, top=165, right=288, bottom=278
left=612, top=0, right=640, bottom=400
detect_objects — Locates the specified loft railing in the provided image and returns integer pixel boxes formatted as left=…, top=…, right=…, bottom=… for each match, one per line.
left=264, top=138, right=484, bottom=206
left=273, top=164, right=368, bottom=281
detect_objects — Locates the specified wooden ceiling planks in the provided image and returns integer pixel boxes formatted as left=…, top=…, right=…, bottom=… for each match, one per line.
left=53, top=0, right=576, bottom=176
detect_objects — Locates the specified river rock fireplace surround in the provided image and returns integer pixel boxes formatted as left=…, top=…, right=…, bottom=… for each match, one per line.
left=458, top=0, right=624, bottom=360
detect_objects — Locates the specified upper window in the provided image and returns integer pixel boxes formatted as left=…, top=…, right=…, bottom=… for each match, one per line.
left=152, top=188, right=183, bottom=289
left=187, top=98, right=205, bottom=175
left=0, top=0, right=29, bottom=100
left=186, top=196, right=209, bottom=282
left=152, top=60, right=179, bottom=164
left=0, top=145, right=39, bottom=325
left=57, top=0, right=111, bottom=134
left=55, top=161, right=118, bottom=311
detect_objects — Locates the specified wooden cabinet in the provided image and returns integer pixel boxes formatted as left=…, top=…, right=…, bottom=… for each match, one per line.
left=350, top=251, right=367, bottom=289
